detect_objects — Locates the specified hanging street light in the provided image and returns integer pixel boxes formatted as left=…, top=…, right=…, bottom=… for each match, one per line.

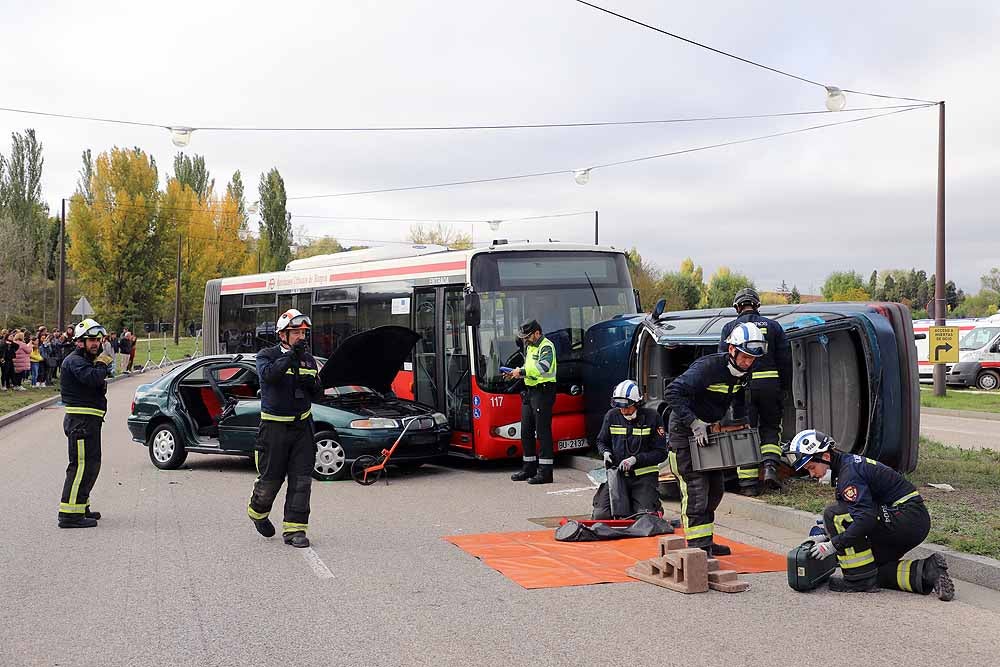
left=825, top=86, right=847, bottom=112
left=168, top=126, right=195, bottom=147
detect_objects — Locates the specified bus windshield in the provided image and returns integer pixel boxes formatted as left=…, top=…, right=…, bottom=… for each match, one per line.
left=470, top=251, right=635, bottom=394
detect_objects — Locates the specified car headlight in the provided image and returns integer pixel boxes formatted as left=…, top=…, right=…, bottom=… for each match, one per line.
left=350, top=418, right=399, bottom=429
left=432, top=412, right=448, bottom=426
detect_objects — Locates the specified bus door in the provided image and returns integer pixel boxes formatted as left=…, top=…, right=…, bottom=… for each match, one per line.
left=414, top=286, right=473, bottom=440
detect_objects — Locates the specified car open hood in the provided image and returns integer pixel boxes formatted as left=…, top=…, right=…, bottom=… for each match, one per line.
left=318, top=325, right=421, bottom=393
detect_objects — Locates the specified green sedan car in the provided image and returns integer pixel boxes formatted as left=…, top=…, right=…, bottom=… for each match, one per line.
left=127, top=326, right=451, bottom=480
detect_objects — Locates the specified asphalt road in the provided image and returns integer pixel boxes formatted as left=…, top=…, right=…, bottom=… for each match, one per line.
left=4, top=371, right=1000, bottom=667
left=921, top=411, right=1000, bottom=451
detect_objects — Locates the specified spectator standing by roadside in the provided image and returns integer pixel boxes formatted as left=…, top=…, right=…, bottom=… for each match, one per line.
left=44, top=332, right=62, bottom=383
left=118, top=328, right=132, bottom=374
left=30, top=335, right=44, bottom=387
left=126, top=329, right=137, bottom=372
left=13, top=331, right=32, bottom=390
left=1, top=329, right=13, bottom=390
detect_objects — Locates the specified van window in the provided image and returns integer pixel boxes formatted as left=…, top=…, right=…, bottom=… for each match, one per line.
left=960, top=327, right=1000, bottom=351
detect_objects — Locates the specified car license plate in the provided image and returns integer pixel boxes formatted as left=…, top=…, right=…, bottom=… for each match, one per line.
left=557, top=438, right=588, bottom=451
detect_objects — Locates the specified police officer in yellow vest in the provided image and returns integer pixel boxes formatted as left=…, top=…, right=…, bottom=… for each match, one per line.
left=507, top=319, right=558, bottom=485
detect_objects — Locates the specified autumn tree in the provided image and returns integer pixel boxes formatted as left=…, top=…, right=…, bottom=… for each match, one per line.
left=173, top=153, right=213, bottom=201
left=258, top=168, right=292, bottom=271
left=67, top=147, right=170, bottom=326
left=226, top=170, right=248, bottom=231
left=296, top=235, right=347, bottom=259
left=821, top=271, right=868, bottom=301
left=704, top=267, right=754, bottom=308
left=624, top=247, right=662, bottom=311
left=408, top=223, right=472, bottom=249
left=788, top=286, right=801, bottom=304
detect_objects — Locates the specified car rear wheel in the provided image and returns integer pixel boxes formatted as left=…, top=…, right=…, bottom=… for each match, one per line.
left=313, top=430, right=348, bottom=481
left=976, top=370, right=1000, bottom=391
left=148, top=423, right=187, bottom=470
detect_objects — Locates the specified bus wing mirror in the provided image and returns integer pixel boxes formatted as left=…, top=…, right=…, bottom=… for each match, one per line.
left=651, top=298, right=667, bottom=320
left=633, top=288, right=642, bottom=312
left=464, top=292, right=481, bottom=327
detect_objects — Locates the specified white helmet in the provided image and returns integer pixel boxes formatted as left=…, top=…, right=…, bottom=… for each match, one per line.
left=74, top=318, right=107, bottom=341
left=784, top=429, right=836, bottom=471
left=275, top=309, right=311, bottom=333
left=611, top=380, right=642, bottom=408
left=725, top=322, right=767, bottom=357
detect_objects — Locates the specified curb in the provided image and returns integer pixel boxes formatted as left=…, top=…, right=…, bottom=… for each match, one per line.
left=565, top=454, right=1000, bottom=591
left=0, top=359, right=188, bottom=433
left=922, top=406, right=1000, bottom=422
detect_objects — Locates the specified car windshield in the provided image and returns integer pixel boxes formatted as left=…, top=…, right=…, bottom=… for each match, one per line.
left=960, top=327, right=1000, bottom=351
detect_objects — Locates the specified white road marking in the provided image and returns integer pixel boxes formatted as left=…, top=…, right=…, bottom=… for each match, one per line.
left=301, top=547, right=335, bottom=579
left=546, top=485, right=598, bottom=495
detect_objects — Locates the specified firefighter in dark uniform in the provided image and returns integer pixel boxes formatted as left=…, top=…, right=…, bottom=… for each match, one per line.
left=664, top=322, right=766, bottom=555
left=247, top=309, right=324, bottom=548
left=592, top=380, right=667, bottom=519
left=785, top=429, right=955, bottom=599
left=719, top=288, right=791, bottom=495
left=508, top=319, right=558, bottom=485
left=58, top=318, right=113, bottom=528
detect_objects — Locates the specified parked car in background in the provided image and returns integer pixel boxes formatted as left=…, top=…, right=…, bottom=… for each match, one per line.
left=946, top=313, right=1000, bottom=390
left=584, top=302, right=920, bottom=497
left=127, top=326, right=451, bottom=480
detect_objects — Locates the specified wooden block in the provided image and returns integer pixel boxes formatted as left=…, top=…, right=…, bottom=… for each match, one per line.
left=659, top=536, right=686, bottom=555
left=706, top=558, right=720, bottom=572
left=709, top=580, right=751, bottom=593
left=627, top=566, right=709, bottom=594
left=708, top=570, right=738, bottom=583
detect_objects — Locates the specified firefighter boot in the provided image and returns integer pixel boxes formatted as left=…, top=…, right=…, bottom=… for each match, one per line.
left=762, top=463, right=781, bottom=491
left=924, top=553, right=955, bottom=601
left=252, top=517, right=276, bottom=538
left=828, top=575, right=880, bottom=593
left=85, top=508, right=101, bottom=520
left=737, top=484, right=762, bottom=497
left=511, top=463, right=538, bottom=482
left=283, top=531, right=310, bottom=548
left=527, top=465, right=553, bottom=485
left=58, top=516, right=98, bottom=529
left=700, top=543, right=731, bottom=557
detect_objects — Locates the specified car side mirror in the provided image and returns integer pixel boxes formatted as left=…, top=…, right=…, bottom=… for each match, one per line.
left=464, top=292, right=481, bottom=327
left=651, top=298, right=667, bottom=320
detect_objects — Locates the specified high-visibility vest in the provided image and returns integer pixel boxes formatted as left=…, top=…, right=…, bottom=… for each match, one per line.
left=523, top=337, right=557, bottom=387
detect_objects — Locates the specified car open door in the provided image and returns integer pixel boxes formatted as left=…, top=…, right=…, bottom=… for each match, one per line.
left=206, top=364, right=261, bottom=453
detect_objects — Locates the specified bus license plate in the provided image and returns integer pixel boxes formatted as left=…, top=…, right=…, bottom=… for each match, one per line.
left=557, top=438, right=588, bottom=451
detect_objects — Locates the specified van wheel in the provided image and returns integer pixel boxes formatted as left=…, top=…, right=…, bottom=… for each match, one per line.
left=976, top=370, right=1000, bottom=391
left=313, top=430, right=348, bottom=481
left=148, top=423, right=187, bottom=469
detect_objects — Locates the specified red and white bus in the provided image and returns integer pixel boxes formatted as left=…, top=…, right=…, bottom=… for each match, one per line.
left=202, top=242, right=638, bottom=459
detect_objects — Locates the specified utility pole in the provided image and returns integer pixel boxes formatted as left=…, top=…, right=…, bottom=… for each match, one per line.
left=57, top=198, right=66, bottom=331
left=173, top=233, right=182, bottom=345
left=933, top=101, right=947, bottom=397
left=594, top=210, right=599, bottom=245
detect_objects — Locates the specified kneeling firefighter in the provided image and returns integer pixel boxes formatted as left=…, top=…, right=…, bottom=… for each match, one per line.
left=664, top=323, right=766, bottom=556
left=785, top=429, right=954, bottom=599
left=592, top=380, right=668, bottom=519
left=247, top=309, right=324, bottom=548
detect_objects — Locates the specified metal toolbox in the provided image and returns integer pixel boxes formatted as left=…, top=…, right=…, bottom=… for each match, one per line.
left=687, top=427, right=761, bottom=471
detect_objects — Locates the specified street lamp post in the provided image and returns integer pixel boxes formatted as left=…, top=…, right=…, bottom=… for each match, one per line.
left=933, top=101, right=947, bottom=397
left=57, top=198, right=66, bottom=331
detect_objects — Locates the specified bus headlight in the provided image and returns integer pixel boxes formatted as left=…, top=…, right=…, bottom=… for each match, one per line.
left=350, top=418, right=399, bottom=429
left=490, top=422, right=521, bottom=440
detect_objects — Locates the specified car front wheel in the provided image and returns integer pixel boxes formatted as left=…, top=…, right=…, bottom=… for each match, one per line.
left=148, top=422, right=187, bottom=470
left=313, top=430, right=348, bottom=481
left=976, top=370, right=1000, bottom=391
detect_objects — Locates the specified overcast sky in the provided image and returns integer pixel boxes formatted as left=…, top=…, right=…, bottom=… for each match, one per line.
left=2, top=0, right=997, bottom=293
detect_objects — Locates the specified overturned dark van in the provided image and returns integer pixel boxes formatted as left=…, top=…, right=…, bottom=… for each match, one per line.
left=583, top=302, right=920, bottom=493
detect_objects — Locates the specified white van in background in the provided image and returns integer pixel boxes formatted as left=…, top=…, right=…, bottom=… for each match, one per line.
left=913, top=317, right=980, bottom=382
left=945, top=314, right=1000, bottom=390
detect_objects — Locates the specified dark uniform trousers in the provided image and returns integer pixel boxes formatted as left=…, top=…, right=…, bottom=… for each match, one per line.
left=824, top=497, right=937, bottom=594
left=592, top=472, right=661, bottom=520
left=736, top=377, right=784, bottom=487
left=520, top=384, right=556, bottom=464
left=248, top=419, right=314, bottom=535
left=668, top=419, right=724, bottom=548
left=59, top=414, right=103, bottom=518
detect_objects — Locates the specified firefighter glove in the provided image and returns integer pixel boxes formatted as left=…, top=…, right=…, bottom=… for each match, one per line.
left=690, top=419, right=710, bottom=447
left=619, top=456, right=637, bottom=472
left=292, top=339, right=307, bottom=358
left=603, top=451, right=614, bottom=467
left=810, top=540, right=836, bottom=559
left=95, top=353, right=114, bottom=367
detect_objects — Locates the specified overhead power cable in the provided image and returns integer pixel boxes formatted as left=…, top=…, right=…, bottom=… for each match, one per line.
left=1, top=103, right=926, bottom=133
left=288, top=104, right=933, bottom=200
left=573, top=0, right=938, bottom=105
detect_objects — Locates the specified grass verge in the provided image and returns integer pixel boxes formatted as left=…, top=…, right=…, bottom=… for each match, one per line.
left=764, top=438, right=1000, bottom=560
left=920, top=387, right=1000, bottom=414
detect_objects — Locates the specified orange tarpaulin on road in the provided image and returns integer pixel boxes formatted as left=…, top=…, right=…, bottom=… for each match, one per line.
left=444, top=528, right=786, bottom=589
